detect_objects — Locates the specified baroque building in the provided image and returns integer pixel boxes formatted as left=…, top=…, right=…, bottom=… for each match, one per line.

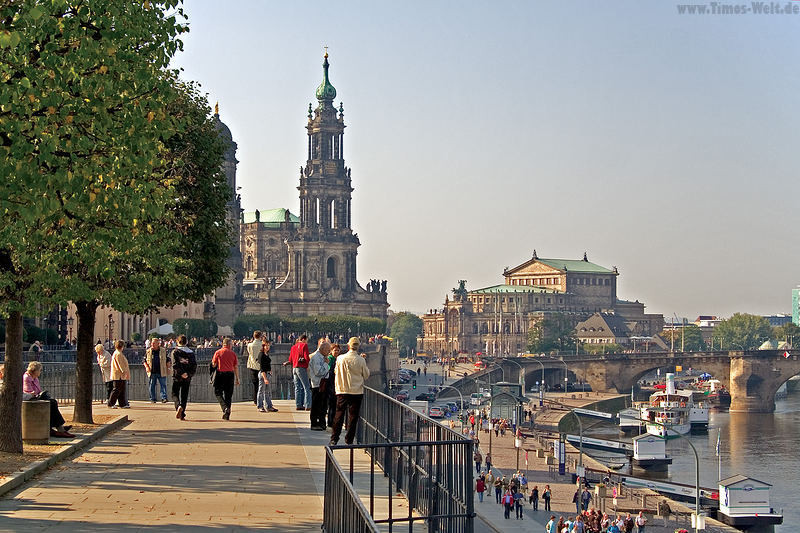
left=212, top=53, right=389, bottom=326
left=417, top=251, right=662, bottom=356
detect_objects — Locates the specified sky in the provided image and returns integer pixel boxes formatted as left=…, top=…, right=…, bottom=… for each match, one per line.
left=171, top=0, right=800, bottom=320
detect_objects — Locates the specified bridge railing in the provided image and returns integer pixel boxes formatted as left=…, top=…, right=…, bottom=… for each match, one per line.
left=324, top=387, right=474, bottom=532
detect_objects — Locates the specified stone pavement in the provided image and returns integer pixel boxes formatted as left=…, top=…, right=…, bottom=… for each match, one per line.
left=0, top=399, right=408, bottom=532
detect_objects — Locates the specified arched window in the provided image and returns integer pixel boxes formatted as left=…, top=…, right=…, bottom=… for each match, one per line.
left=246, top=255, right=253, bottom=272
left=326, top=257, right=336, bottom=278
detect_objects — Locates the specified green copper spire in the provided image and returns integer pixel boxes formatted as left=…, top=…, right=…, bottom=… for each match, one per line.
left=315, top=52, right=337, bottom=104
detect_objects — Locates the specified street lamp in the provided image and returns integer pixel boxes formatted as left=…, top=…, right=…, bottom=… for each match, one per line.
left=108, top=314, right=114, bottom=342
left=279, top=320, right=283, bottom=343
left=504, top=357, right=525, bottom=389
left=646, top=417, right=703, bottom=533
left=531, top=358, right=546, bottom=405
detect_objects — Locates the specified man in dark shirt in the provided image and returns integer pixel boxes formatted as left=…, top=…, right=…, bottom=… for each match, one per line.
left=212, top=338, right=240, bottom=420
left=171, top=335, right=197, bottom=420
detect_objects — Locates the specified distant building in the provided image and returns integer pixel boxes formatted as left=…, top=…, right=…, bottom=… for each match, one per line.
left=575, top=313, right=630, bottom=345
left=417, top=251, right=663, bottom=356
left=764, top=314, right=792, bottom=327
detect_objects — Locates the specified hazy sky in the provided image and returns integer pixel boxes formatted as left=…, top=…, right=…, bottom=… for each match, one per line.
left=172, top=1, right=800, bottom=320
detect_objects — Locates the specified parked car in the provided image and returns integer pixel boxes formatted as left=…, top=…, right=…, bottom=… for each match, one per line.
left=429, top=406, right=444, bottom=418
left=394, top=390, right=409, bottom=402
left=415, top=392, right=436, bottom=402
left=397, top=374, right=410, bottom=384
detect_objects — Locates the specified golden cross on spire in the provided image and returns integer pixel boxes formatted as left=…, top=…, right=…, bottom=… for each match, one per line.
left=324, top=45, right=328, bottom=58
left=214, top=101, right=219, bottom=115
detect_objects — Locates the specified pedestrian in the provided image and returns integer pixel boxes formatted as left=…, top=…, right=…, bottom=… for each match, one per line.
left=283, top=334, right=311, bottom=411
left=494, top=475, right=503, bottom=504
left=635, top=511, right=647, bottom=533
left=601, top=512, right=611, bottom=533
left=325, top=343, right=341, bottom=427
left=573, top=489, right=581, bottom=515
left=309, top=339, right=332, bottom=430
left=171, top=334, right=197, bottom=420
left=329, top=337, right=370, bottom=446
left=95, top=343, right=113, bottom=400
left=530, top=485, right=539, bottom=510
left=211, top=338, right=239, bottom=420
left=543, top=484, right=552, bottom=511
left=476, top=476, right=486, bottom=503
left=485, top=452, right=492, bottom=472
left=581, top=487, right=592, bottom=512
left=514, top=487, right=524, bottom=519
left=658, top=500, right=671, bottom=527
left=473, top=449, right=482, bottom=475
left=257, top=340, right=278, bottom=412
left=547, top=516, right=558, bottom=533
left=502, top=489, right=514, bottom=519
left=246, top=331, right=263, bottom=405
left=623, top=513, right=634, bottom=533
left=107, top=340, right=130, bottom=409
left=144, top=338, right=170, bottom=403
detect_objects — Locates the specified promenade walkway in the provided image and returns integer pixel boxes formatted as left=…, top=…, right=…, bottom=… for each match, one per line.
left=0, top=399, right=356, bottom=532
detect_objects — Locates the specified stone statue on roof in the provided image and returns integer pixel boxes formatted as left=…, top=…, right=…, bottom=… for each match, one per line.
left=452, top=280, right=468, bottom=302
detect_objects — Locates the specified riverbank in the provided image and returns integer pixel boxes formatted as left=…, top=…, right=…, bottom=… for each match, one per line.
left=473, top=391, right=739, bottom=533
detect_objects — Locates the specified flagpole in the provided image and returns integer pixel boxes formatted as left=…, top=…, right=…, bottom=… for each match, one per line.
left=716, top=428, right=722, bottom=482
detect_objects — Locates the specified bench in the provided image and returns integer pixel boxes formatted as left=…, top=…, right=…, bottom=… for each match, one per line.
left=22, top=400, right=50, bottom=444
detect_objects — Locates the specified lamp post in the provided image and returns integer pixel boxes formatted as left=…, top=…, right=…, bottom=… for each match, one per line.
left=532, top=358, right=546, bottom=405
left=108, top=314, right=114, bottom=343
left=279, top=320, right=283, bottom=343
left=646, top=417, right=703, bottom=533
left=504, top=357, right=525, bottom=389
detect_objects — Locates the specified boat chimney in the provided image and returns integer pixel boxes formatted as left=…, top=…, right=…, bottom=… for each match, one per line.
left=665, top=373, right=676, bottom=395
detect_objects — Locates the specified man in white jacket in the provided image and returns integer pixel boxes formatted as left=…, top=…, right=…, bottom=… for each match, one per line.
left=330, top=337, right=370, bottom=446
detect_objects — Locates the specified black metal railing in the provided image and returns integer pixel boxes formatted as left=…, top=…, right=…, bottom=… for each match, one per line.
left=323, top=387, right=474, bottom=533
left=324, top=446, right=380, bottom=533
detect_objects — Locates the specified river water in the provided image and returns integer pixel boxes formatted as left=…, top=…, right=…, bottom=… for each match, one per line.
left=585, top=391, right=800, bottom=531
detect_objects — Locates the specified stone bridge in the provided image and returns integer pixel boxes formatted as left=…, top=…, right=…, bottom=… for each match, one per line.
left=488, top=350, right=800, bottom=413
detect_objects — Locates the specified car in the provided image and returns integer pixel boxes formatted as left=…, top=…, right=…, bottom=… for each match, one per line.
left=415, top=392, right=436, bottom=402
left=397, top=375, right=410, bottom=384
left=474, top=361, right=487, bottom=371
left=429, top=406, right=444, bottom=418
left=394, top=390, right=409, bottom=402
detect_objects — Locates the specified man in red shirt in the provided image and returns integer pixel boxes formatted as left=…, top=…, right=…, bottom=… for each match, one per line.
left=283, top=334, right=311, bottom=410
left=212, top=337, right=240, bottom=420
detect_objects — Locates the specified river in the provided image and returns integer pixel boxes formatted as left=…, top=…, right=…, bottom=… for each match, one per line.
left=584, top=391, right=800, bottom=531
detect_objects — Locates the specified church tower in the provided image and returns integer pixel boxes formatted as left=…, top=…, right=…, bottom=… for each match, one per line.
left=293, top=52, right=359, bottom=297
left=211, top=104, right=243, bottom=327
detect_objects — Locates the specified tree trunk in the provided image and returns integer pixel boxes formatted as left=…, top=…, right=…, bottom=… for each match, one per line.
left=73, top=300, right=98, bottom=424
left=0, top=311, right=24, bottom=453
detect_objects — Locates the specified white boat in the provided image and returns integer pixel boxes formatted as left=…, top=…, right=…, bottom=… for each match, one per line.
left=644, top=373, right=691, bottom=439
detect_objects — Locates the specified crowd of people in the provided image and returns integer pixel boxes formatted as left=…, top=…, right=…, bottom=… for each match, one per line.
left=546, top=509, right=647, bottom=533
left=91, top=331, right=371, bottom=444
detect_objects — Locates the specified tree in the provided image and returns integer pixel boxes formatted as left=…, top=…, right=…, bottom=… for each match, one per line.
left=0, top=1, right=230, bottom=431
left=527, top=313, right=577, bottom=353
left=712, top=313, right=773, bottom=350
left=389, top=312, right=423, bottom=356
left=773, top=322, right=800, bottom=345
left=659, top=324, right=706, bottom=351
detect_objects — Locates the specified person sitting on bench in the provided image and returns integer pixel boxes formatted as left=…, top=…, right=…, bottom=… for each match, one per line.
left=23, top=361, right=74, bottom=438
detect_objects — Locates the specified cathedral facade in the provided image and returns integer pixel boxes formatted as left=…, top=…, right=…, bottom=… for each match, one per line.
left=213, top=54, right=389, bottom=327
left=417, top=252, right=663, bottom=356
